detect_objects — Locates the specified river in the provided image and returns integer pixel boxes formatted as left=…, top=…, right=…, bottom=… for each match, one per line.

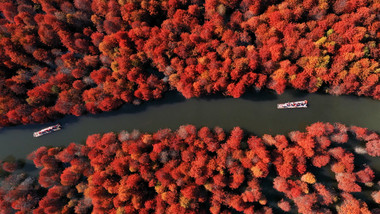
left=0, top=89, right=379, bottom=162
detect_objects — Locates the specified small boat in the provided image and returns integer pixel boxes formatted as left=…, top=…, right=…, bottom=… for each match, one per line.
left=33, top=124, right=62, bottom=137
left=277, top=100, right=308, bottom=109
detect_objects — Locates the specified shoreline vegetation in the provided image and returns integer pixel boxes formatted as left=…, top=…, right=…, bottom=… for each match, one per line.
left=0, top=0, right=378, bottom=213
left=0, top=122, right=379, bottom=213
left=0, top=0, right=379, bottom=127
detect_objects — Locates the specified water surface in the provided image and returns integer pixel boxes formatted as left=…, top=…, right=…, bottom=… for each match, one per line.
left=1, top=89, right=379, bottom=161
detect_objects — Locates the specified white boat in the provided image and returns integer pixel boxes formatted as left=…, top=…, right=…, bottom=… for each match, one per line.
left=33, top=124, right=62, bottom=137
left=277, top=100, right=308, bottom=109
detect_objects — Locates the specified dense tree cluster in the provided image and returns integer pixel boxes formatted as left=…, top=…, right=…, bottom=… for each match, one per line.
left=0, top=0, right=379, bottom=127
left=0, top=122, right=379, bottom=213
left=0, top=0, right=168, bottom=127
left=0, top=172, right=44, bottom=213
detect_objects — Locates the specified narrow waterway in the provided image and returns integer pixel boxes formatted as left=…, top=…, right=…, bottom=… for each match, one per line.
left=1, top=89, right=379, bottom=161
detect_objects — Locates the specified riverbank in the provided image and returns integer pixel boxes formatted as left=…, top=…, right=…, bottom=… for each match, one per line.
left=0, top=89, right=379, bottom=161
left=2, top=122, right=379, bottom=213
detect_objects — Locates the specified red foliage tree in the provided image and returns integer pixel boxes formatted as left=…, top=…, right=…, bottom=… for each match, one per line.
left=365, top=140, right=380, bottom=157
left=372, top=191, right=380, bottom=204
left=355, top=166, right=374, bottom=184
left=60, top=168, right=81, bottom=186
left=227, top=127, right=244, bottom=150
left=336, top=173, right=361, bottom=192
left=273, top=177, right=289, bottom=193
left=338, top=193, right=371, bottom=214
left=306, top=122, right=328, bottom=137
left=278, top=199, right=291, bottom=212
left=312, top=154, right=330, bottom=168
left=3, top=118, right=380, bottom=213
left=293, top=194, right=318, bottom=214
left=314, top=183, right=334, bottom=205
left=90, top=68, right=112, bottom=84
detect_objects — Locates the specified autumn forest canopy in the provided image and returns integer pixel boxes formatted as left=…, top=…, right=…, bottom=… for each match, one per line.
left=1, top=0, right=380, bottom=213
left=0, top=122, right=379, bottom=213
left=0, top=0, right=379, bottom=127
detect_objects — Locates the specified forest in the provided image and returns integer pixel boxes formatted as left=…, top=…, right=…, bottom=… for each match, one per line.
left=0, top=122, right=379, bottom=213
left=0, top=0, right=379, bottom=127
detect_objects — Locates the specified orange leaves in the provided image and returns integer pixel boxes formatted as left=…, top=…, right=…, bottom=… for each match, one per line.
left=274, top=157, right=294, bottom=178
left=90, top=68, right=112, bottom=84
left=26, top=83, right=54, bottom=106
left=230, top=171, right=245, bottom=189
left=250, top=162, right=268, bottom=178
left=301, top=172, right=316, bottom=184
left=226, top=127, right=243, bottom=150
left=293, top=194, right=318, bottom=214
left=355, top=166, right=374, bottom=184
left=124, top=174, right=142, bottom=190
left=372, top=191, right=380, bottom=204
left=247, top=136, right=270, bottom=164
left=338, top=193, right=371, bottom=214
left=278, top=199, right=291, bottom=212
left=181, top=185, right=198, bottom=200
left=273, top=177, right=289, bottom=193
left=274, top=135, right=289, bottom=151
left=213, top=174, right=227, bottom=188
left=262, top=134, right=277, bottom=146
left=1, top=0, right=380, bottom=130
left=267, top=77, right=287, bottom=94
left=241, top=191, right=257, bottom=203
left=336, top=173, right=362, bottom=192
left=306, top=122, right=329, bottom=137
left=297, top=135, right=316, bottom=157
left=60, top=168, right=80, bottom=186
left=312, top=154, right=330, bottom=167
left=226, top=81, right=247, bottom=98
left=314, top=183, right=335, bottom=205
left=0, top=0, right=170, bottom=128
left=242, top=179, right=262, bottom=203
left=10, top=122, right=380, bottom=213
left=366, top=140, right=380, bottom=157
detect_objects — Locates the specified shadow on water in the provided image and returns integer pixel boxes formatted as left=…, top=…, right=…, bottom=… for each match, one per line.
left=0, top=87, right=378, bottom=212
left=288, top=89, right=310, bottom=99
left=0, top=121, right=47, bottom=134
left=200, top=88, right=279, bottom=102
left=190, top=89, right=279, bottom=102
left=88, top=90, right=187, bottom=119
left=0, top=91, right=185, bottom=135
left=240, top=89, right=279, bottom=102
left=1, top=88, right=379, bottom=135
left=22, top=161, right=39, bottom=176
left=0, top=88, right=379, bottom=171
left=309, top=164, right=336, bottom=184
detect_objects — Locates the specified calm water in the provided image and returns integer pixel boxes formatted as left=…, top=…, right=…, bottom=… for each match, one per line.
left=0, top=89, right=379, bottom=161
left=1, top=89, right=379, bottom=209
